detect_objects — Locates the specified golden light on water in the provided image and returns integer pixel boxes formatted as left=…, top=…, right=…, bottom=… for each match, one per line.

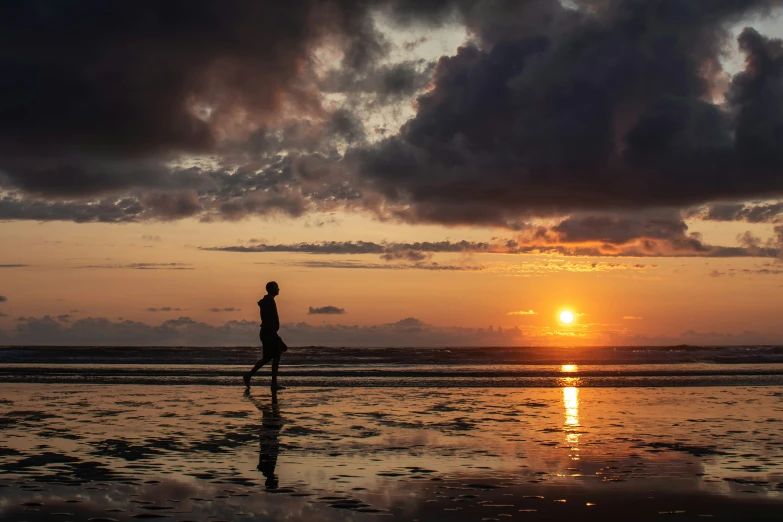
left=560, top=310, right=574, bottom=324
left=561, top=364, right=578, bottom=373
left=563, top=386, right=580, bottom=457
left=563, top=387, right=579, bottom=427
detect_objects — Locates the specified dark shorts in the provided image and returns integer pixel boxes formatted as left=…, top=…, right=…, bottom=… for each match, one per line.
left=260, top=331, right=286, bottom=359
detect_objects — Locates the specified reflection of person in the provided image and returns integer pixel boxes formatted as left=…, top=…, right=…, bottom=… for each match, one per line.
left=244, top=281, right=288, bottom=391
left=246, top=389, right=282, bottom=490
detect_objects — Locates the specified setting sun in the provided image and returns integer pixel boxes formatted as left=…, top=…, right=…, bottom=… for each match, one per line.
left=560, top=311, right=574, bottom=324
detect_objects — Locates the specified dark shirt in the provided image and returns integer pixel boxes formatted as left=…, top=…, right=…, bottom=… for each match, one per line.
left=259, top=295, right=279, bottom=334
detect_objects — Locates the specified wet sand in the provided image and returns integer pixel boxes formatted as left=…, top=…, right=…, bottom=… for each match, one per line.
left=1, top=384, right=782, bottom=521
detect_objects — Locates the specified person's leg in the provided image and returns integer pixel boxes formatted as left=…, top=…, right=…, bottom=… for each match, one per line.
left=250, top=355, right=272, bottom=376
left=245, top=354, right=273, bottom=386
left=270, top=356, right=280, bottom=389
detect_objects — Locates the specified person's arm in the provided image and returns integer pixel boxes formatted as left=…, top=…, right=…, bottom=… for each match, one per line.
left=271, top=300, right=280, bottom=332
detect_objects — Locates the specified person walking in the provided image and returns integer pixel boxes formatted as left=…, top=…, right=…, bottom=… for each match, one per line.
left=244, top=281, right=287, bottom=391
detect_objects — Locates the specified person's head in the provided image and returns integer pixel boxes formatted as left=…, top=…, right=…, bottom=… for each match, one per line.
left=265, top=281, right=279, bottom=296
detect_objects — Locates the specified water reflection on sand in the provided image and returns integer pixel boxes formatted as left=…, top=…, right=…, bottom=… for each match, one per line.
left=1, top=384, right=782, bottom=521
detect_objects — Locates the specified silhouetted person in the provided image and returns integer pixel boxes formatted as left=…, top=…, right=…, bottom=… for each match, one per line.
left=245, top=389, right=282, bottom=490
left=244, top=281, right=288, bottom=391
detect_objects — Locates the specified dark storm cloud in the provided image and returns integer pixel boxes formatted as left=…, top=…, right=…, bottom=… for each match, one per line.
left=514, top=213, right=782, bottom=257
left=0, top=194, right=143, bottom=223
left=0, top=1, right=370, bottom=153
left=0, top=124, right=363, bottom=223
left=515, top=208, right=783, bottom=257
left=326, top=109, right=367, bottom=145
left=522, top=213, right=718, bottom=255
left=354, top=0, right=783, bottom=226
left=4, top=0, right=783, bottom=228
left=697, top=202, right=783, bottom=223
left=321, top=60, right=436, bottom=102
left=548, top=215, right=692, bottom=245
left=0, top=0, right=397, bottom=199
left=142, top=191, right=203, bottom=220
left=0, top=158, right=173, bottom=198
left=214, top=190, right=311, bottom=221
left=308, top=306, right=347, bottom=315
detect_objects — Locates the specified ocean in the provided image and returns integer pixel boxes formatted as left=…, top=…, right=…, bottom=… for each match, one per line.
left=3, top=345, right=783, bottom=387
left=2, top=345, right=783, bottom=521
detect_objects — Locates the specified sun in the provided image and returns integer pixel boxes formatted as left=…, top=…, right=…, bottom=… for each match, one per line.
left=560, top=310, right=574, bottom=324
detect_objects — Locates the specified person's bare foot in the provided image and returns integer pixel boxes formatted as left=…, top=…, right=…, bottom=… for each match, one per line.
left=243, top=373, right=251, bottom=388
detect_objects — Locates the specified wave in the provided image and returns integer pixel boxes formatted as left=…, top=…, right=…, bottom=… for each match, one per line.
left=3, top=345, right=783, bottom=387
left=2, top=362, right=783, bottom=387
left=2, top=344, right=783, bottom=365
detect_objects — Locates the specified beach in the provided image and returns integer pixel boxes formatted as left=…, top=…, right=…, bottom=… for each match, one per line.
left=2, top=379, right=783, bottom=521
left=5, top=1, right=783, bottom=520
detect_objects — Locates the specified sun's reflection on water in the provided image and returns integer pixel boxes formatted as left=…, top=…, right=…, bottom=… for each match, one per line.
left=557, top=364, right=582, bottom=388
left=563, top=385, right=580, bottom=460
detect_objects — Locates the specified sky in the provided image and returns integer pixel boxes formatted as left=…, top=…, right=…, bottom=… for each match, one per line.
left=1, top=0, right=783, bottom=346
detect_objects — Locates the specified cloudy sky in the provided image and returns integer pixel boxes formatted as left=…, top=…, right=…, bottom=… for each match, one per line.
left=2, top=0, right=783, bottom=346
